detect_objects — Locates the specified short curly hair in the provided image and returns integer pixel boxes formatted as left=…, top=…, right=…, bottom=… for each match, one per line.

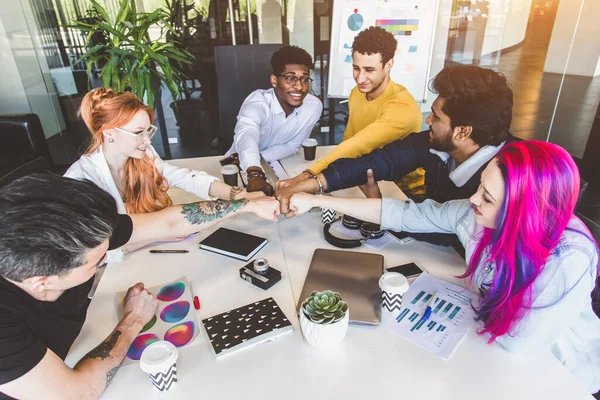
left=271, top=45, right=313, bottom=76
left=352, top=26, right=397, bottom=65
left=430, top=66, right=513, bottom=147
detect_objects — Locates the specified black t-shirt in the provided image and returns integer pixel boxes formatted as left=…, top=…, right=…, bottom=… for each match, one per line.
left=0, top=214, right=133, bottom=397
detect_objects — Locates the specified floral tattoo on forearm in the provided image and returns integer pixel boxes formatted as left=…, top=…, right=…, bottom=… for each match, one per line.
left=180, top=199, right=249, bottom=225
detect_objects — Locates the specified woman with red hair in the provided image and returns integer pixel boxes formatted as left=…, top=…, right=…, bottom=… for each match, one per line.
left=66, top=88, right=263, bottom=215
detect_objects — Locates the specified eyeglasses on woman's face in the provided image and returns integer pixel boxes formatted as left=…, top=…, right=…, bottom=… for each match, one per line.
left=113, top=125, right=157, bottom=142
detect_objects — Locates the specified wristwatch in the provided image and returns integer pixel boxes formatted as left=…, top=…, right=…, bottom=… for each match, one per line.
left=230, top=186, right=243, bottom=200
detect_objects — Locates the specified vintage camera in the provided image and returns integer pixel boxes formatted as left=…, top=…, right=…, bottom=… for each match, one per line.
left=239, top=258, right=281, bottom=290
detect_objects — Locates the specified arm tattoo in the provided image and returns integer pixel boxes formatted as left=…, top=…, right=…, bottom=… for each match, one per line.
left=181, top=199, right=248, bottom=225
left=106, top=363, right=121, bottom=386
left=78, top=331, right=122, bottom=362
left=76, top=330, right=123, bottom=386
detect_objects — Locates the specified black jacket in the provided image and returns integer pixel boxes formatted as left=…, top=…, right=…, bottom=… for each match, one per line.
left=321, top=130, right=513, bottom=247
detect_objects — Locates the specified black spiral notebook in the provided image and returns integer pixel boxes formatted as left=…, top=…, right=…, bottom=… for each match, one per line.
left=199, top=227, right=267, bottom=261
left=202, top=298, right=293, bottom=359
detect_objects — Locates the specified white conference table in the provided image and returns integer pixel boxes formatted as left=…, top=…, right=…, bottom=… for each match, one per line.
left=65, top=147, right=593, bottom=400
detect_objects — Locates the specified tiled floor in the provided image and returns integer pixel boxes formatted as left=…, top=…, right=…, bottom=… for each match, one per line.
left=481, top=11, right=600, bottom=158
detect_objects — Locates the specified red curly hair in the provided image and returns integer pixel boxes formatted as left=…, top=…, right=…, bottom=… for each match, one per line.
left=80, top=88, right=173, bottom=214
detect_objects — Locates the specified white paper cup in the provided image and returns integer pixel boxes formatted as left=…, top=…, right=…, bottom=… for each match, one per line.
left=379, top=272, right=410, bottom=320
left=321, top=208, right=337, bottom=224
left=140, top=341, right=179, bottom=391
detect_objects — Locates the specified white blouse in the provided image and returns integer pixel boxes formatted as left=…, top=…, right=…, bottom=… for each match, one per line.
left=65, top=145, right=220, bottom=263
left=65, top=145, right=219, bottom=214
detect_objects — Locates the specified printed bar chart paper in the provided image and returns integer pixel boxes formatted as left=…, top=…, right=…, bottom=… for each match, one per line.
left=384, top=272, right=480, bottom=360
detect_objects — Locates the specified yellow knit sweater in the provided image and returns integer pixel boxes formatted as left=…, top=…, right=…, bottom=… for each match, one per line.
left=308, top=80, right=425, bottom=193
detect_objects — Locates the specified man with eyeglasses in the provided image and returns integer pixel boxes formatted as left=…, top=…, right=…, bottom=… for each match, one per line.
left=222, top=45, right=323, bottom=196
left=276, top=26, right=423, bottom=207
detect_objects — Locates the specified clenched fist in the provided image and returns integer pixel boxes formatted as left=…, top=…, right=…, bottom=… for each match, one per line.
left=123, top=283, right=158, bottom=331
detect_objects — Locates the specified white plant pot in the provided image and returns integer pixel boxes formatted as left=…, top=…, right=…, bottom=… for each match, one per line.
left=299, top=308, right=349, bottom=349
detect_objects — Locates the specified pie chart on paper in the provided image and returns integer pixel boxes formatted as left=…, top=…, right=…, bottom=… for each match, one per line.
left=347, top=12, right=363, bottom=31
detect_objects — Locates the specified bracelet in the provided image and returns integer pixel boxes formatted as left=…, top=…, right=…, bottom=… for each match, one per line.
left=304, top=169, right=316, bottom=178
left=230, top=185, right=242, bottom=200
left=313, top=175, right=324, bottom=195
left=247, top=171, right=266, bottom=179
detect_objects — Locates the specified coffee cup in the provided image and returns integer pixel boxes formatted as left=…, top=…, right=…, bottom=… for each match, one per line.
left=321, top=208, right=337, bottom=225
left=302, top=138, right=318, bottom=161
left=140, top=341, right=179, bottom=391
left=221, top=164, right=239, bottom=187
left=379, top=272, right=410, bottom=321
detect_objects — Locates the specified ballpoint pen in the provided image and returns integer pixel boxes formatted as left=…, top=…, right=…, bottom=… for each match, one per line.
left=421, top=292, right=438, bottom=322
left=149, top=250, right=189, bottom=254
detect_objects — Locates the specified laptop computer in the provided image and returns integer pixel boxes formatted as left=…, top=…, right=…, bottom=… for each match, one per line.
left=296, top=248, right=384, bottom=325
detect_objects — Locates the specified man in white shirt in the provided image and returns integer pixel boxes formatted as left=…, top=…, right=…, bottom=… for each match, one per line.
left=224, top=45, right=323, bottom=195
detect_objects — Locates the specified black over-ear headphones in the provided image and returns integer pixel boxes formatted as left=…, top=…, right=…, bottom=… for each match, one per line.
left=323, top=214, right=385, bottom=248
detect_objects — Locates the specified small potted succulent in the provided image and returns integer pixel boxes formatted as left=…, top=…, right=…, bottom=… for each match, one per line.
left=299, top=290, right=349, bottom=349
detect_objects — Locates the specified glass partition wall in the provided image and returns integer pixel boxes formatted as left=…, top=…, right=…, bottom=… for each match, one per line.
left=1, top=0, right=598, bottom=169
left=0, top=0, right=312, bottom=162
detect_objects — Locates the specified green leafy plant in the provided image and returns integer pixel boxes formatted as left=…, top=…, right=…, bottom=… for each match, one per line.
left=301, top=290, right=349, bottom=325
left=67, top=0, right=194, bottom=106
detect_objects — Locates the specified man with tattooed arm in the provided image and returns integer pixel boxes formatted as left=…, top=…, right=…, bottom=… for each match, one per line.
left=0, top=174, right=280, bottom=400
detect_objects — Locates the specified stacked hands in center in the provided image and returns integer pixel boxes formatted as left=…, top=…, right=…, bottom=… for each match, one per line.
left=248, top=168, right=382, bottom=221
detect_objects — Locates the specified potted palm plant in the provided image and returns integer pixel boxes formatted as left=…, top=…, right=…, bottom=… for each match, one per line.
left=67, top=0, right=194, bottom=107
left=300, top=290, right=350, bottom=349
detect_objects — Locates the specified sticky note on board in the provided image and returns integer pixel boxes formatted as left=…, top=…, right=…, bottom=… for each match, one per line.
left=406, top=64, right=414, bottom=72
left=409, top=45, right=417, bottom=52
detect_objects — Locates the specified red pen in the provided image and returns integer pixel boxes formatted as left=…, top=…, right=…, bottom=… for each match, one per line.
left=190, top=281, right=200, bottom=310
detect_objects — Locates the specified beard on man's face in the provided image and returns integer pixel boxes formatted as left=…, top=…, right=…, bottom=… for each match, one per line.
left=429, top=128, right=457, bottom=153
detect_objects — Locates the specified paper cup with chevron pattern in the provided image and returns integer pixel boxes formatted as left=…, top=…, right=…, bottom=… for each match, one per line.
left=140, top=341, right=179, bottom=391
left=379, top=272, right=410, bottom=321
left=321, top=208, right=337, bottom=224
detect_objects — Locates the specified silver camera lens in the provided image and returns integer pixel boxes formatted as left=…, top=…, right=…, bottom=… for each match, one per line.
left=253, top=258, right=269, bottom=275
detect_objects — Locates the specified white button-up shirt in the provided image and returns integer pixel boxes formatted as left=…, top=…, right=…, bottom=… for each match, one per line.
left=226, top=88, right=323, bottom=171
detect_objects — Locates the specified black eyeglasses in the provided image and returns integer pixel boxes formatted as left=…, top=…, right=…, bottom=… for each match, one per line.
left=279, top=75, right=314, bottom=86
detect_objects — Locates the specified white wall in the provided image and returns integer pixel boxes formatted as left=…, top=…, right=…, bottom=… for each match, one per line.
left=257, top=0, right=314, bottom=57
left=420, top=0, right=453, bottom=114
left=287, top=0, right=314, bottom=57
left=481, top=0, right=533, bottom=57
left=0, top=0, right=66, bottom=138
left=499, top=0, right=532, bottom=49
left=544, top=0, right=600, bottom=77
left=0, top=17, right=31, bottom=115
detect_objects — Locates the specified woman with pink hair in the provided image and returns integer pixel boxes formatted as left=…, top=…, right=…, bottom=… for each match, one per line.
left=288, top=141, right=600, bottom=393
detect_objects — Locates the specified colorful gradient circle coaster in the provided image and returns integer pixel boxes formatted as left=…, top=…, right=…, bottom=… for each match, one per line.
left=139, top=315, right=157, bottom=333
left=156, top=282, right=185, bottom=302
left=127, top=333, right=159, bottom=360
left=164, top=321, right=195, bottom=347
left=160, top=301, right=190, bottom=323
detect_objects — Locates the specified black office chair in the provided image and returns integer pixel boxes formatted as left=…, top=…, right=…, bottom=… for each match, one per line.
left=0, top=114, right=62, bottom=188
left=211, top=44, right=282, bottom=154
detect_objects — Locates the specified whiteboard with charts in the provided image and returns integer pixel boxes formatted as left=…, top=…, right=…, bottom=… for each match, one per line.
left=327, top=0, right=439, bottom=101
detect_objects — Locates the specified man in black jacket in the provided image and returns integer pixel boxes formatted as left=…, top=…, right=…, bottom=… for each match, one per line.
left=276, top=65, right=514, bottom=246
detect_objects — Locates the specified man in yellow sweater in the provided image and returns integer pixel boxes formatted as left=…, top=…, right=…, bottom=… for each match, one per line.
left=276, top=26, right=423, bottom=209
